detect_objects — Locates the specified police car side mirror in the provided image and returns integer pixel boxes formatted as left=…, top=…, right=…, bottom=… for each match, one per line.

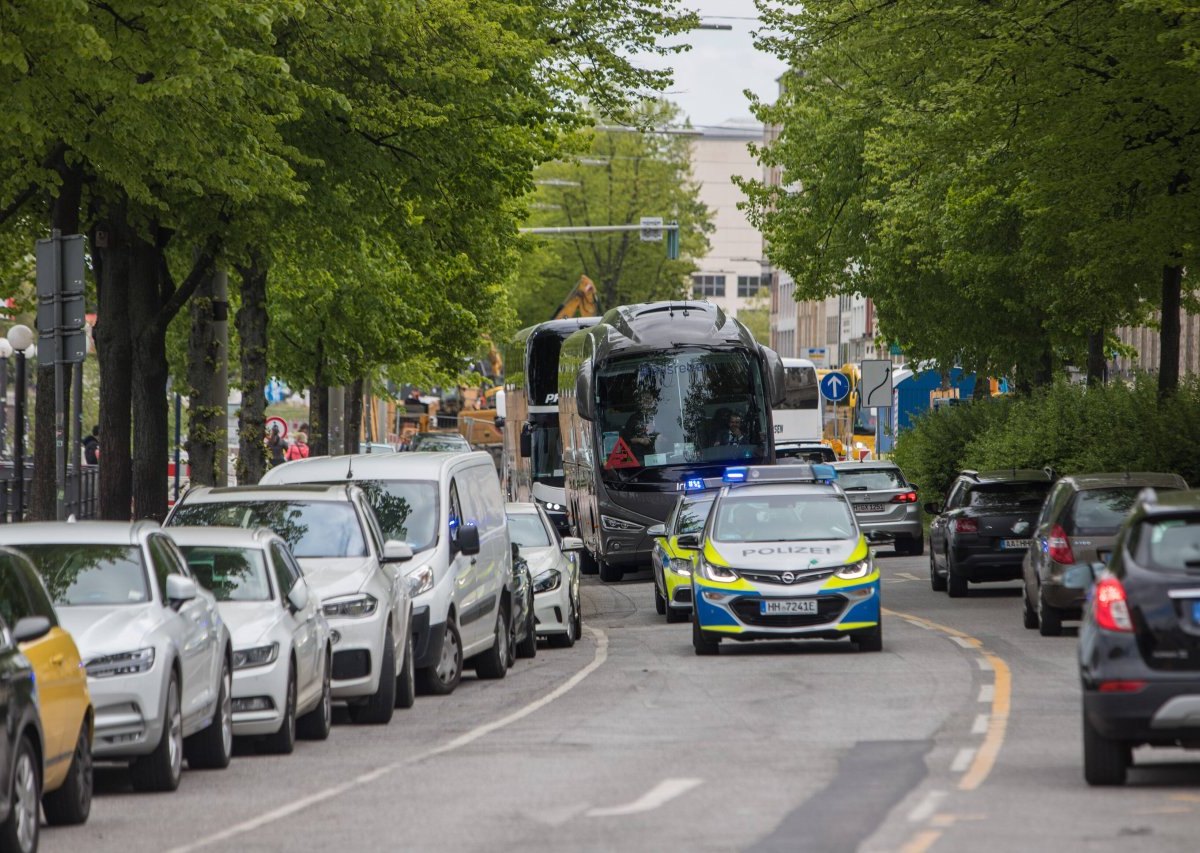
left=676, top=533, right=700, bottom=551
left=646, top=524, right=666, bottom=538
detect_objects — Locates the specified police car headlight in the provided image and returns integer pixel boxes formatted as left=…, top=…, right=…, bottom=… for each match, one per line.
left=835, top=559, right=871, bottom=580
left=668, top=557, right=693, bottom=577
left=700, top=557, right=738, bottom=583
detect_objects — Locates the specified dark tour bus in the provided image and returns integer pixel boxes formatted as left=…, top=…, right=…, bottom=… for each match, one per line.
left=502, top=317, right=600, bottom=534
left=557, top=301, right=785, bottom=582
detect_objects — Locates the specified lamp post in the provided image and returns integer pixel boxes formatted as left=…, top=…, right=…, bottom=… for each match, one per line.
left=0, top=338, right=11, bottom=459
left=6, top=325, right=33, bottom=521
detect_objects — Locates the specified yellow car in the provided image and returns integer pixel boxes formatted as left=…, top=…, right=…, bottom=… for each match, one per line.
left=649, top=492, right=716, bottom=623
left=0, top=548, right=92, bottom=825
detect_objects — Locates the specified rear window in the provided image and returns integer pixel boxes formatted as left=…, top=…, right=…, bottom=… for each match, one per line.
left=967, top=483, right=1049, bottom=508
left=1066, top=488, right=1143, bottom=536
left=169, top=501, right=366, bottom=559
left=1137, top=517, right=1200, bottom=573
left=777, top=446, right=837, bottom=463
left=838, top=468, right=905, bottom=492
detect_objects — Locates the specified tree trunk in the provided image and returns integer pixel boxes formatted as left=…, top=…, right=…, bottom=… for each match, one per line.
left=186, top=271, right=223, bottom=486
left=1158, top=264, right=1182, bottom=399
left=128, top=237, right=170, bottom=521
left=1086, top=327, right=1107, bottom=387
left=236, top=256, right=269, bottom=485
left=92, top=211, right=134, bottom=519
left=344, top=378, right=363, bottom=455
left=309, top=339, right=328, bottom=457
left=1033, top=344, right=1054, bottom=388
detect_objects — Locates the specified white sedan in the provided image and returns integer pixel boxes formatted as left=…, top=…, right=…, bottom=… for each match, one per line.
left=505, top=503, right=582, bottom=648
left=167, top=527, right=332, bottom=753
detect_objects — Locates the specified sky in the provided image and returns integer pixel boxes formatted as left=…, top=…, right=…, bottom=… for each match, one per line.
left=642, top=0, right=788, bottom=128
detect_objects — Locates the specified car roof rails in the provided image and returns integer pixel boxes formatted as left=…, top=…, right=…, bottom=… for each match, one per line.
left=961, top=469, right=980, bottom=480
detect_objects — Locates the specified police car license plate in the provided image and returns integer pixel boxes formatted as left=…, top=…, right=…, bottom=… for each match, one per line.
left=855, top=503, right=885, bottom=513
left=1000, top=539, right=1031, bottom=550
left=761, top=599, right=818, bottom=615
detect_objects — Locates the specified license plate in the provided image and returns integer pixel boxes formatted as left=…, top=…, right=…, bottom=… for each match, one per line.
left=855, top=503, right=885, bottom=513
left=761, top=599, right=818, bottom=615
left=1000, top=539, right=1032, bottom=550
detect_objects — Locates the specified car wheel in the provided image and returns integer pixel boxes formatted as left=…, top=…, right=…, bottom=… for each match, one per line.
left=653, top=582, right=666, bottom=616
left=472, top=602, right=510, bottom=680
left=549, top=598, right=578, bottom=649
left=946, top=555, right=968, bottom=598
left=0, top=735, right=40, bottom=853
left=692, top=614, right=720, bottom=656
left=516, top=596, right=538, bottom=660
left=261, top=661, right=297, bottom=755
left=43, top=717, right=92, bottom=825
left=349, top=629, right=396, bottom=725
left=598, top=560, right=623, bottom=583
left=929, top=552, right=947, bottom=592
left=1022, top=584, right=1040, bottom=630
left=1083, top=711, right=1128, bottom=786
left=297, top=651, right=332, bottom=740
left=395, top=635, right=416, bottom=709
left=573, top=593, right=583, bottom=638
left=1038, top=596, right=1063, bottom=637
left=418, top=621, right=463, bottom=696
left=853, top=623, right=883, bottom=652
left=185, top=659, right=233, bottom=769
left=131, top=672, right=183, bottom=792
left=665, top=600, right=688, bottom=624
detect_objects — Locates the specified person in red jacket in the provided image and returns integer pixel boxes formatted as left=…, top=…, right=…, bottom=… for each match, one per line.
left=285, top=431, right=309, bottom=461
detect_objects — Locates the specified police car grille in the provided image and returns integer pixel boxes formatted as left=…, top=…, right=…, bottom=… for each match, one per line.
left=731, top=595, right=846, bottom=627
left=737, top=568, right=835, bottom=585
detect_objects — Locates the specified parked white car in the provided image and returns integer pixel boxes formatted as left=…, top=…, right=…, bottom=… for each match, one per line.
left=166, top=484, right=413, bottom=725
left=506, top=503, right=583, bottom=647
left=261, top=451, right=515, bottom=694
left=167, top=527, right=332, bottom=752
left=0, top=521, right=234, bottom=792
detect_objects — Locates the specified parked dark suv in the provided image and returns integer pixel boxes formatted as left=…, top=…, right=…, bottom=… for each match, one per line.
left=927, top=469, right=1053, bottom=597
left=0, top=614, right=44, bottom=853
left=1079, top=489, right=1200, bottom=785
left=1023, top=472, right=1188, bottom=636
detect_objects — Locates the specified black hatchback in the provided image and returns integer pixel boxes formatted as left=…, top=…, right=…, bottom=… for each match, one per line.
left=0, top=614, right=44, bottom=853
left=1079, top=489, right=1200, bottom=785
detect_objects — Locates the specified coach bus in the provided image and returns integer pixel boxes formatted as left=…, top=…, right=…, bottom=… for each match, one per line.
left=502, top=318, right=600, bottom=535
left=558, top=301, right=784, bottom=582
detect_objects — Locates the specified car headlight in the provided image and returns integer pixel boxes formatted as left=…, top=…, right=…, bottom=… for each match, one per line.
left=835, top=559, right=872, bottom=580
left=539, top=500, right=564, bottom=512
left=700, top=557, right=738, bottom=583
left=233, top=643, right=279, bottom=670
left=532, top=569, right=561, bottom=594
left=323, top=594, right=379, bottom=618
left=86, top=647, right=155, bottom=678
left=668, top=557, right=693, bottom=577
left=407, top=565, right=434, bottom=597
left=601, top=515, right=643, bottom=532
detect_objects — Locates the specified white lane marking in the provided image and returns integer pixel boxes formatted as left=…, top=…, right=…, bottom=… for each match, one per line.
left=951, top=636, right=976, bottom=649
left=586, top=777, right=703, bottom=817
left=976, top=657, right=993, bottom=671
left=908, top=789, right=946, bottom=823
left=904, top=619, right=934, bottom=630
left=166, top=627, right=611, bottom=853
left=978, top=684, right=994, bottom=703
left=896, top=572, right=921, bottom=581
left=951, top=748, right=976, bottom=773
left=971, top=714, right=989, bottom=735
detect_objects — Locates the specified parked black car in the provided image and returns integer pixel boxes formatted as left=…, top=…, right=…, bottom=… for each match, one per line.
left=927, top=469, right=1053, bottom=597
left=0, top=614, right=45, bottom=853
left=1079, top=489, right=1200, bottom=785
left=509, top=543, right=536, bottom=664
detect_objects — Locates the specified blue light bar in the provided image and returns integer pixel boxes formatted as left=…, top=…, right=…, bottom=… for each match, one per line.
left=812, top=464, right=838, bottom=482
left=684, top=477, right=706, bottom=492
left=723, top=467, right=748, bottom=483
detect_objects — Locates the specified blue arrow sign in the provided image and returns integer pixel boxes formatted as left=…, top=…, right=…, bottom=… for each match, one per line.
left=820, top=372, right=850, bottom=402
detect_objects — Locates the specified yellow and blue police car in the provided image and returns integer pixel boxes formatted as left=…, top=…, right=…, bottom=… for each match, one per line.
left=649, top=491, right=716, bottom=623
left=677, top=464, right=882, bottom=655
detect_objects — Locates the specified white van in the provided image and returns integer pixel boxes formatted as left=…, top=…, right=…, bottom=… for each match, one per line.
left=260, top=451, right=513, bottom=694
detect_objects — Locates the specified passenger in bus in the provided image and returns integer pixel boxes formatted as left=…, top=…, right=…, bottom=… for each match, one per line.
left=621, top=387, right=662, bottom=460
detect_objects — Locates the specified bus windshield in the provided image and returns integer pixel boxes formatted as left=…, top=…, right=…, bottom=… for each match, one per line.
left=531, top=425, right=564, bottom=486
left=596, top=350, right=769, bottom=475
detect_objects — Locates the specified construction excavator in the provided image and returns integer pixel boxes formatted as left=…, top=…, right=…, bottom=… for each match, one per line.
left=552, top=274, right=599, bottom=320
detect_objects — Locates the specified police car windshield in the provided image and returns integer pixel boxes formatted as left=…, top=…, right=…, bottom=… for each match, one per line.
left=712, top=493, right=855, bottom=542
left=675, top=497, right=714, bottom=536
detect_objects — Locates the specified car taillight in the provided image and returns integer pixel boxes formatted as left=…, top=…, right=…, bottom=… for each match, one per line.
left=954, top=518, right=978, bottom=533
left=1093, top=576, right=1134, bottom=633
left=1097, top=680, right=1146, bottom=693
left=891, top=491, right=918, bottom=504
left=1047, top=524, right=1075, bottom=564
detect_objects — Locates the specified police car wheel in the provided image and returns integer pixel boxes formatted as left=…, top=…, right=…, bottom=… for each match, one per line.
left=665, top=604, right=688, bottom=624
left=853, top=624, right=882, bottom=652
left=692, top=617, right=720, bottom=656
left=653, top=584, right=666, bottom=615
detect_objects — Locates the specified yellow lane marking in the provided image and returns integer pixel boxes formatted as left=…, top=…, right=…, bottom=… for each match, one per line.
left=899, top=830, right=942, bottom=853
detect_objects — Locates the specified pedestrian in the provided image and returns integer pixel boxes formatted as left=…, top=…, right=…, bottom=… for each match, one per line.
left=82, top=424, right=100, bottom=465
left=267, top=425, right=288, bottom=468
left=285, top=431, right=309, bottom=461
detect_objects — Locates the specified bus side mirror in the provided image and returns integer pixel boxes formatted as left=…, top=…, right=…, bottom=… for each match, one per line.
left=519, top=425, right=532, bottom=458
left=575, top=366, right=594, bottom=421
left=760, top=345, right=786, bottom=407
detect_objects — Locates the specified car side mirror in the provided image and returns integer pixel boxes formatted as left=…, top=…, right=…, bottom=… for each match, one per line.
left=12, top=616, right=52, bottom=644
left=676, top=533, right=700, bottom=551
left=1091, top=561, right=1106, bottom=575
left=382, top=540, right=414, bottom=563
left=560, top=536, right=583, bottom=552
left=924, top=502, right=942, bottom=515
left=166, top=574, right=198, bottom=606
left=286, top=580, right=310, bottom=613
left=1063, top=563, right=1099, bottom=589
left=760, top=344, right=786, bottom=407
left=456, top=522, right=481, bottom=556
left=646, top=524, right=666, bottom=537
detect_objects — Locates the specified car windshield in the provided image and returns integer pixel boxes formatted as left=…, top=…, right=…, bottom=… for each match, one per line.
left=169, top=501, right=366, bottom=558
left=675, top=496, right=714, bottom=536
left=712, top=493, right=856, bottom=542
left=354, top=481, right=439, bottom=552
left=411, top=435, right=468, bottom=452
left=1139, top=517, right=1200, bottom=573
left=967, top=483, right=1049, bottom=507
left=508, top=514, right=551, bottom=548
left=777, top=446, right=837, bottom=463
left=596, top=349, right=769, bottom=475
left=19, top=544, right=149, bottom=606
left=178, top=546, right=271, bottom=602
left=838, top=468, right=905, bottom=491
left=1067, top=487, right=1147, bottom=536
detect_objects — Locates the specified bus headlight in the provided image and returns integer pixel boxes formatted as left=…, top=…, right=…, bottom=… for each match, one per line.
left=601, top=515, right=642, bottom=532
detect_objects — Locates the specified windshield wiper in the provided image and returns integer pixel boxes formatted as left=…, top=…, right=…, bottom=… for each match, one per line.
left=843, top=486, right=868, bottom=491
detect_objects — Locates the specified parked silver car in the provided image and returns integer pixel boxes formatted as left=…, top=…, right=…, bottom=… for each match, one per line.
left=829, top=462, right=924, bottom=555
left=0, top=522, right=234, bottom=792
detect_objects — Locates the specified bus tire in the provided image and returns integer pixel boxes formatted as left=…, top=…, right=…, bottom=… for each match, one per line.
left=598, top=560, right=623, bottom=583
left=578, top=549, right=599, bottom=576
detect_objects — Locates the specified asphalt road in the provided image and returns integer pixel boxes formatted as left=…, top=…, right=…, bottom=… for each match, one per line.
left=43, top=552, right=1200, bottom=853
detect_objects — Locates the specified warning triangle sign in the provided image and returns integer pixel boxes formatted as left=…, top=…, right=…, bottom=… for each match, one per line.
left=604, top=437, right=641, bottom=469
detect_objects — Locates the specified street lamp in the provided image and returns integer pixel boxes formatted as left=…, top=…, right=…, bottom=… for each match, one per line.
left=6, top=325, right=33, bottom=521
left=0, top=337, right=10, bottom=459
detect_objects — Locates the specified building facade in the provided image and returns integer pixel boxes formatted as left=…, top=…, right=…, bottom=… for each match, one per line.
left=1111, top=306, right=1200, bottom=380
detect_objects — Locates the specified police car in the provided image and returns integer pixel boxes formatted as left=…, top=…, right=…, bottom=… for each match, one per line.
left=677, top=465, right=882, bottom=655
left=648, top=491, right=716, bottom=623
